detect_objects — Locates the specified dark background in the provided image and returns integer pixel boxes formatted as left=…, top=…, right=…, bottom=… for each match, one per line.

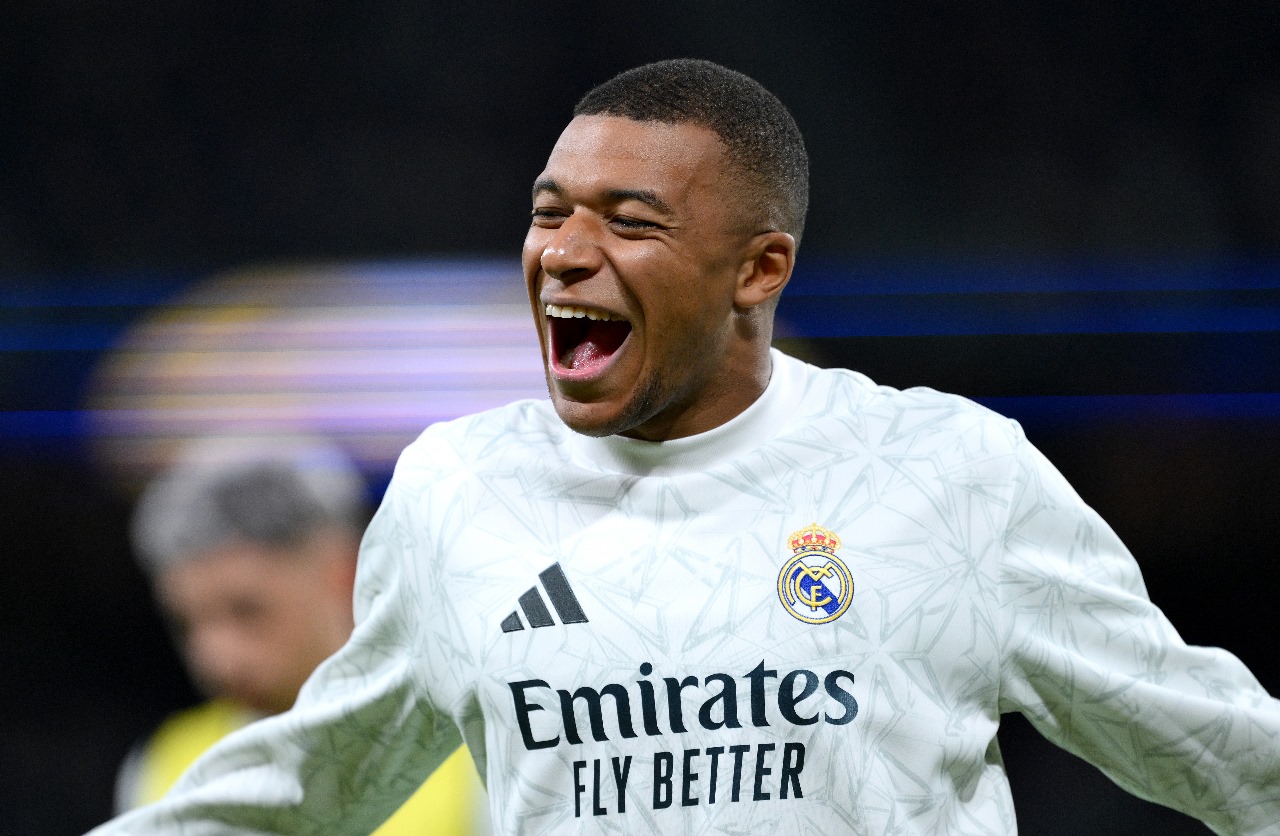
left=2, top=3, right=1278, bottom=834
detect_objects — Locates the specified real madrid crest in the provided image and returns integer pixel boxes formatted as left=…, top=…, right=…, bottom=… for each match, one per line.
left=777, top=522, right=854, bottom=624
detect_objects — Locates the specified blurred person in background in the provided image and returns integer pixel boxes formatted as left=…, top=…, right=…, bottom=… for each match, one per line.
left=115, top=436, right=487, bottom=835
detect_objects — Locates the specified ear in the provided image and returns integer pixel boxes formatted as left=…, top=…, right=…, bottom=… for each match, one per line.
left=734, top=231, right=796, bottom=309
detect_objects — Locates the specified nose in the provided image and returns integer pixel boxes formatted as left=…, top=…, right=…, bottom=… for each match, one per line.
left=538, top=211, right=603, bottom=283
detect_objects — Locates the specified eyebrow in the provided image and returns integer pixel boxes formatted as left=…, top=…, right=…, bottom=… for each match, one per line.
left=532, top=177, right=676, bottom=218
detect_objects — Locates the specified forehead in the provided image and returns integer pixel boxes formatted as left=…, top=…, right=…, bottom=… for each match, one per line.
left=538, top=115, right=729, bottom=204
left=159, top=544, right=300, bottom=601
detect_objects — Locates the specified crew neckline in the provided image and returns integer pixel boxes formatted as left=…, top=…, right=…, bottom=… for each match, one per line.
left=566, top=349, right=806, bottom=477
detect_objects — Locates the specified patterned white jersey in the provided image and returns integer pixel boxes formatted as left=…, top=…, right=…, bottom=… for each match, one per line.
left=91, top=350, right=1280, bottom=835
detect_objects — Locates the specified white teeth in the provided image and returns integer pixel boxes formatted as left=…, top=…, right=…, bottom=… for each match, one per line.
left=544, top=303, right=619, bottom=321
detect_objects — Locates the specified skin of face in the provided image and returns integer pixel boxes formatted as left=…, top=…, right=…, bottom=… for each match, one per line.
left=523, top=115, right=796, bottom=441
left=155, top=530, right=356, bottom=715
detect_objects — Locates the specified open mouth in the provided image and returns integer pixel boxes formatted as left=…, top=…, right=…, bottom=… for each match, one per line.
left=546, top=303, right=632, bottom=376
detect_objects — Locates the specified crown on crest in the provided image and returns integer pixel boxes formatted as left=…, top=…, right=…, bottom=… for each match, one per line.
left=788, top=522, right=841, bottom=554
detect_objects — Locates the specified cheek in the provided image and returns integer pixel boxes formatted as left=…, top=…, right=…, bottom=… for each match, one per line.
left=522, top=231, right=549, bottom=277
left=268, top=587, right=336, bottom=645
left=649, top=274, right=729, bottom=332
left=613, top=249, right=687, bottom=307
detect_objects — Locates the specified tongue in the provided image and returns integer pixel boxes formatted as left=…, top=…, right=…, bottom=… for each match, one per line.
left=567, top=320, right=629, bottom=371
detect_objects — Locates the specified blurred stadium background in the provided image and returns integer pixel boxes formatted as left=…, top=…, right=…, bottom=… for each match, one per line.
left=2, top=3, right=1277, bottom=833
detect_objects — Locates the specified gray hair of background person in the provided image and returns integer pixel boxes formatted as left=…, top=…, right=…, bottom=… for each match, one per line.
left=131, top=437, right=369, bottom=575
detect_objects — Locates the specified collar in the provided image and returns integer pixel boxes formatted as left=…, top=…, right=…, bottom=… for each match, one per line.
left=566, top=348, right=806, bottom=477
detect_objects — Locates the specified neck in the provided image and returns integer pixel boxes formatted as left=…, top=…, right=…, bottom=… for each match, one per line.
left=621, top=341, right=773, bottom=442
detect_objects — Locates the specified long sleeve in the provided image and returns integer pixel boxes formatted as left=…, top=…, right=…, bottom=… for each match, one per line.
left=87, top=477, right=462, bottom=836
left=997, top=429, right=1280, bottom=835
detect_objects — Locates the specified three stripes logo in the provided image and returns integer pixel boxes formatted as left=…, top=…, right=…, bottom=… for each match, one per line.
left=500, top=562, right=590, bottom=633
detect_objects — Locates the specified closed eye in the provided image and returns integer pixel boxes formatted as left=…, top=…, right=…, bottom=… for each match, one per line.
left=531, top=207, right=569, bottom=227
left=610, top=215, right=666, bottom=234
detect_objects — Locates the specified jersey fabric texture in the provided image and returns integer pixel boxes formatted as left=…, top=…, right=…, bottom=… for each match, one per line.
left=90, top=350, right=1280, bottom=835
left=113, top=699, right=484, bottom=835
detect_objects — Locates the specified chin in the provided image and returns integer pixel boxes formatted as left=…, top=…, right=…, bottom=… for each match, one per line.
left=227, top=687, right=291, bottom=716
left=552, top=374, right=668, bottom=439
left=553, top=401, right=624, bottom=438
left=551, top=393, right=643, bottom=439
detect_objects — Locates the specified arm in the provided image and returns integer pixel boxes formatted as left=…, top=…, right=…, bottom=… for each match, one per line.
left=89, top=478, right=460, bottom=836
left=997, top=428, right=1280, bottom=835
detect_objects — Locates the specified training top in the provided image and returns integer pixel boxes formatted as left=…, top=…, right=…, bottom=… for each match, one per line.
left=113, top=699, right=487, bottom=835
left=90, top=350, right=1280, bottom=835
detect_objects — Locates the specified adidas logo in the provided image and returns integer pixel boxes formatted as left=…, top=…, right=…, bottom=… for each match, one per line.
left=501, top=562, right=589, bottom=633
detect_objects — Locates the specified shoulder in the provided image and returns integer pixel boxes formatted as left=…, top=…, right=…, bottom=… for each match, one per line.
left=132, top=700, right=251, bottom=806
left=785, top=354, right=1025, bottom=458
left=391, top=398, right=565, bottom=487
left=374, top=399, right=572, bottom=531
left=146, top=699, right=250, bottom=757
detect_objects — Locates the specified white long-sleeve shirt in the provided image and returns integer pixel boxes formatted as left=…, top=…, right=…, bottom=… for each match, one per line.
left=91, top=350, right=1280, bottom=834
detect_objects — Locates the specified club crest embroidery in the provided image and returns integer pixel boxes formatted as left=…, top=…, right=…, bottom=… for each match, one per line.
left=777, top=522, right=854, bottom=624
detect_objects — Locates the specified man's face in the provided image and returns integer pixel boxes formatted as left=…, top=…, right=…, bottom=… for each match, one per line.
left=523, top=115, right=761, bottom=441
left=156, top=537, right=353, bottom=715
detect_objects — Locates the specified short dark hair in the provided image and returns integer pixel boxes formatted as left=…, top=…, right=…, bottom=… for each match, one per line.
left=132, top=436, right=367, bottom=574
left=574, top=59, right=809, bottom=244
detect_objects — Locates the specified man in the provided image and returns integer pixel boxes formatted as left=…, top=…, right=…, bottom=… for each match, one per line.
left=92, top=59, right=1278, bottom=835
left=111, top=437, right=486, bottom=835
